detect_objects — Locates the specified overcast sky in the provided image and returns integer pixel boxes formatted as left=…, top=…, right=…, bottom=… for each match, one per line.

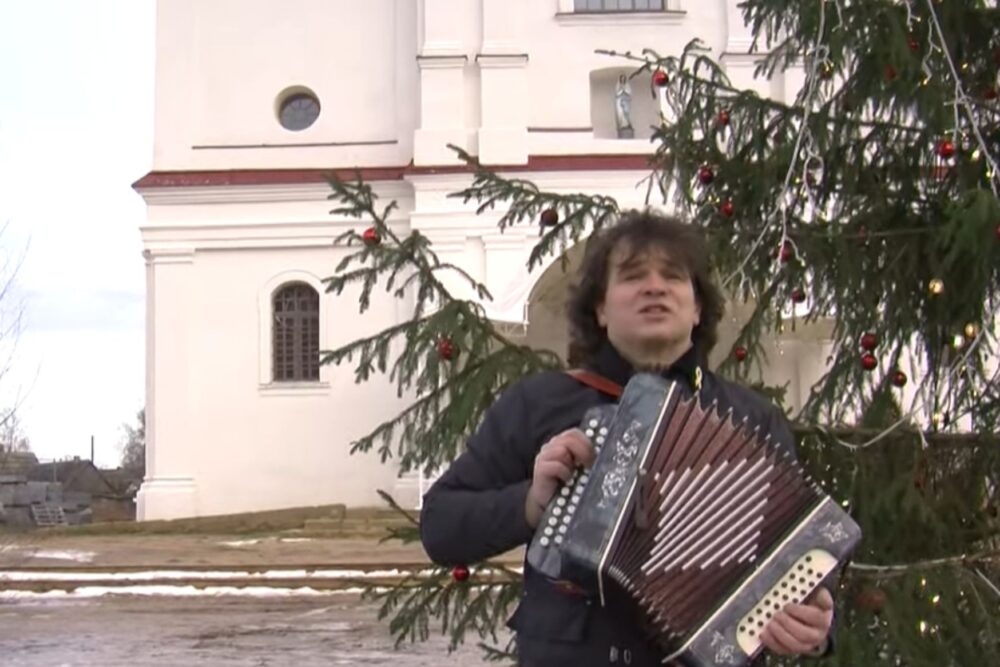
left=0, top=0, right=154, bottom=467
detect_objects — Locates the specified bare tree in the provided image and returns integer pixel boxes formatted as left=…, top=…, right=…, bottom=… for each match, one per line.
left=119, top=408, right=145, bottom=474
left=0, top=407, right=29, bottom=453
left=0, top=223, right=33, bottom=558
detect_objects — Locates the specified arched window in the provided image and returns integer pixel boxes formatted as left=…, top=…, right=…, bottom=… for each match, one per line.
left=272, top=283, right=320, bottom=382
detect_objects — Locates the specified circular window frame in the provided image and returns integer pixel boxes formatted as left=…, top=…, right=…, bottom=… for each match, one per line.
left=276, top=86, right=321, bottom=132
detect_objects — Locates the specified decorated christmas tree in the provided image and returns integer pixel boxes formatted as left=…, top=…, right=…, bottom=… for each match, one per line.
left=321, top=0, right=1000, bottom=663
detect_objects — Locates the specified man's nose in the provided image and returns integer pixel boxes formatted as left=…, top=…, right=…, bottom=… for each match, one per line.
left=641, top=275, right=668, bottom=293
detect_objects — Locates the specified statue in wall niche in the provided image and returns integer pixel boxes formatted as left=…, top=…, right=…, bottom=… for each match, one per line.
left=614, top=74, right=634, bottom=139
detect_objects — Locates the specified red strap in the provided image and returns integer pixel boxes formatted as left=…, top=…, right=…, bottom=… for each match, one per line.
left=565, top=369, right=623, bottom=398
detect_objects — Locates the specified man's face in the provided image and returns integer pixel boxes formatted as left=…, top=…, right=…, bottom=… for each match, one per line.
left=595, top=244, right=701, bottom=360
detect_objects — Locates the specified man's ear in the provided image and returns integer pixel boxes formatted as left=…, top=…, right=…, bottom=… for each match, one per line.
left=596, top=300, right=607, bottom=328
left=693, top=284, right=702, bottom=327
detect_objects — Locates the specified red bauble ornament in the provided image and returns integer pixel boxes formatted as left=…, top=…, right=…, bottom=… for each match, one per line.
left=698, top=166, right=715, bottom=186
left=734, top=346, right=748, bottom=362
left=907, top=35, right=920, bottom=52
left=540, top=208, right=559, bottom=227
left=362, top=227, right=381, bottom=246
left=884, top=65, right=897, bottom=81
left=860, top=332, right=878, bottom=351
left=983, top=87, right=998, bottom=101
left=995, top=222, right=1000, bottom=240
left=861, top=353, right=878, bottom=371
left=778, top=242, right=794, bottom=263
left=437, top=338, right=456, bottom=361
left=720, top=200, right=735, bottom=217
left=892, top=370, right=908, bottom=388
left=855, top=586, right=887, bottom=613
left=717, top=109, right=731, bottom=127
left=451, top=565, right=470, bottom=582
left=652, top=70, right=669, bottom=87
left=791, top=288, right=806, bottom=304
left=937, top=139, right=956, bottom=159
left=856, top=225, right=869, bottom=246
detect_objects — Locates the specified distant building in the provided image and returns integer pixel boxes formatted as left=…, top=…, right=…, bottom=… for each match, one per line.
left=0, top=459, right=138, bottom=528
left=0, top=451, right=39, bottom=475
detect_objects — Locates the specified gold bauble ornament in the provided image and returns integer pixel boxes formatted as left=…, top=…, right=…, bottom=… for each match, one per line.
left=928, top=279, right=944, bottom=295
left=964, top=323, right=980, bottom=340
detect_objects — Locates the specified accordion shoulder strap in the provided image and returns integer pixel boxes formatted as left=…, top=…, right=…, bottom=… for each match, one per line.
left=565, top=369, right=623, bottom=398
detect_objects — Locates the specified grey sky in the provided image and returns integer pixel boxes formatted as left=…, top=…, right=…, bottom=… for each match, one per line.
left=0, top=0, right=154, bottom=466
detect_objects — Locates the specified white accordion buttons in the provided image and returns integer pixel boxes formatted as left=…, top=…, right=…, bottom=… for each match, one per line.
left=735, top=549, right=838, bottom=655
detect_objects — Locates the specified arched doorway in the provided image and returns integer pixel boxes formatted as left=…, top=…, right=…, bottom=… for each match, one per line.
left=521, top=243, right=588, bottom=363
left=516, top=243, right=834, bottom=416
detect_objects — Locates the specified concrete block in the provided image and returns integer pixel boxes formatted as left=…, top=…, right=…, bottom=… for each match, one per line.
left=12, top=485, right=32, bottom=506
left=66, top=507, right=93, bottom=525
left=26, top=482, right=47, bottom=504
left=2, top=507, right=32, bottom=528
left=45, top=483, right=63, bottom=503
left=63, top=491, right=91, bottom=510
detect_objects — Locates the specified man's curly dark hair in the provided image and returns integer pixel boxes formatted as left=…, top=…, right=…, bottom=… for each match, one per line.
left=565, top=210, right=725, bottom=367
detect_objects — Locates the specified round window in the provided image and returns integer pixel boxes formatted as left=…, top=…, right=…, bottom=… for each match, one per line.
left=278, top=91, right=321, bottom=131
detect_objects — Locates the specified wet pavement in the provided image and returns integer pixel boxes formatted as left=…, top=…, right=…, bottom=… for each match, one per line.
left=0, top=593, right=508, bottom=666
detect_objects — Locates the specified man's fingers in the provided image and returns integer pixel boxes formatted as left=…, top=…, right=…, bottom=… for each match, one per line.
left=536, top=460, right=574, bottom=484
left=536, top=444, right=573, bottom=467
left=769, top=610, right=827, bottom=649
left=782, top=602, right=830, bottom=630
left=539, top=430, right=595, bottom=468
left=559, top=429, right=596, bottom=467
left=762, top=616, right=814, bottom=655
left=806, top=586, right=834, bottom=612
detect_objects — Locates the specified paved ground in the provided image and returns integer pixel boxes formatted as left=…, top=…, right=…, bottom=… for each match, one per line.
left=0, top=533, right=521, bottom=665
left=0, top=593, right=509, bottom=666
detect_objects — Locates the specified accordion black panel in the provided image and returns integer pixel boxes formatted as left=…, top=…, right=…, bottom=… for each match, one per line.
left=526, top=374, right=861, bottom=667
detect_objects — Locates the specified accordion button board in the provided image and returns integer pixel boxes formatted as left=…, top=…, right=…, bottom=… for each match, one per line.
left=529, top=404, right=617, bottom=573
left=734, top=548, right=837, bottom=654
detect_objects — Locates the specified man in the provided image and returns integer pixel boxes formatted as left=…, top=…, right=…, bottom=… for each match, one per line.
left=420, top=211, right=834, bottom=666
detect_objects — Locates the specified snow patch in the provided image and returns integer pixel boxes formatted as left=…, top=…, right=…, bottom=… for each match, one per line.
left=0, top=585, right=381, bottom=601
left=0, top=568, right=438, bottom=582
left=30, top=550, right=97, bottom=563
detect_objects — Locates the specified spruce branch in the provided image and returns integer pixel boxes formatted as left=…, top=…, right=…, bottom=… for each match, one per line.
left=448, top=145, right=622, bottom=271
left=322, top=172, right=563, bottom=472
left=360, top=565, right=522, bottom=652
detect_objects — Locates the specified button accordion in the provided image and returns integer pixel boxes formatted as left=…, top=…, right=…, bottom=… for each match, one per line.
left=526, top=373, right=861, bottom=666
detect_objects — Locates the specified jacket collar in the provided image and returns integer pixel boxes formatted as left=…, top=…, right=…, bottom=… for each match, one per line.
left=586, top=339, right=703, bottom=393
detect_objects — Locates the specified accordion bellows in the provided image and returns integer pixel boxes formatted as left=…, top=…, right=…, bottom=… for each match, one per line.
left=527, top=374, right=861, bottom=667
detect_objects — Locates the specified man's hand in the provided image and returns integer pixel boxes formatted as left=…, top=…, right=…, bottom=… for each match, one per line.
left=524, top=428, right=595, bottom=528
left=760, top=586, right=834, bottom=657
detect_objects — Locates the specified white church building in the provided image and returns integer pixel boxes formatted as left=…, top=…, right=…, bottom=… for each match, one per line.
left=133, top=0, right=829, bottom=520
